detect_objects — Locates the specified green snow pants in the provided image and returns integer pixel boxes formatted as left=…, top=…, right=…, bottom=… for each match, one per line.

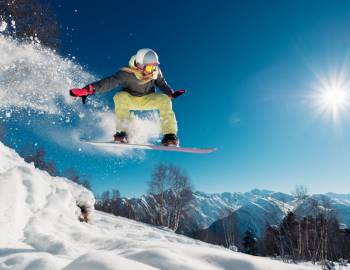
left=113, top=91, right=178, bottom=135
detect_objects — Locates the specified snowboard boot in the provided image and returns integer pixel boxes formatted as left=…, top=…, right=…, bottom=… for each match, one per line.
left=161, top=133, right=179, bottom=146
left=113, top=131, right=128, bottom=144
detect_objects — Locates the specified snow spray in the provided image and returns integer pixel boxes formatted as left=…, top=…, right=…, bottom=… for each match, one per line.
left=0, top=25, right=161, bottom=156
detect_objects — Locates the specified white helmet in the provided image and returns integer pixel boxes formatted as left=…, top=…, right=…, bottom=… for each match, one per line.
left=135, top=48, right=159, bottom=68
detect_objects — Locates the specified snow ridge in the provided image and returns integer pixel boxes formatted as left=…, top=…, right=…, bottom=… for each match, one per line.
left=0, top=142, right=95, bottom=247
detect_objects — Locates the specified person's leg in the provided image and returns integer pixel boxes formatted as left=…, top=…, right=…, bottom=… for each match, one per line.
left=140, top=93, right=178, bottom=135
left=113, top=91, right=133, bottom=133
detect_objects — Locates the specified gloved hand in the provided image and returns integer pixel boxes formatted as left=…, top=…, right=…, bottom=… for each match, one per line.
left=170, top=89, right=186, bottom=99
left=70, top=84, right=94, bottom=104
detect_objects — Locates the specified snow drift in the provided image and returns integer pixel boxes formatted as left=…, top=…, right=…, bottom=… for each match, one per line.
left=0, top=142, right=318, bottom=269
left=0, top=141, right=95, bottom=247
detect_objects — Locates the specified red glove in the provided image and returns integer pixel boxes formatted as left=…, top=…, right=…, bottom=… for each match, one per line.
left=70, top=84, right=94, bottom=104
left=171, top=89, right=186, bottom=99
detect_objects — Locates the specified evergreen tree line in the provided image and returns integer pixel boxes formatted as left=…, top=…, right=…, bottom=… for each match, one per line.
left=215, top=186, right=350, bottom=266
left=228, top=197, right=350, bottom=267
left=260, top=201, right=350, bottom=266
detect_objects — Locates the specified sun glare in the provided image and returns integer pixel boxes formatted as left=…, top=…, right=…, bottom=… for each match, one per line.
left=321, top=86, right=347, bottom=107
left=313, top=72, right=350, bottom=122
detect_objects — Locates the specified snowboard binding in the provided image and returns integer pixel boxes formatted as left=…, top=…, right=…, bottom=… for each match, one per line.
left=161, top=134, right=179, bottom=147
left=113, top=131, right=128, bottom=144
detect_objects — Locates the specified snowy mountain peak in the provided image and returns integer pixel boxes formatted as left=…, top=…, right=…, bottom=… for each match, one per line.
left=325, top=192, right=350, bottom=202
left=247, top=188, right=274, bottom=197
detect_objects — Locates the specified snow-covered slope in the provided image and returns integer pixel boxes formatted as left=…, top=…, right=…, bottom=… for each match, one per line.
left=0, top=142, right=317, bottom=270
left=184, top=189, right=295, bottom=234
left=0, top=142, right=95, bottom=247
left=191, top=193, right=292, bottom=244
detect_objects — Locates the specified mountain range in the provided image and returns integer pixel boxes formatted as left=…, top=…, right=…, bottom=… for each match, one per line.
left=108, top=188, right=350, bottom=242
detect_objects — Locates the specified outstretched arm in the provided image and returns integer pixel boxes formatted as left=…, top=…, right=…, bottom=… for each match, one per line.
left=155, top=69, right=173, bottom=96
left=155, top=69, right=186, bottom=99
left=70, top=70, right=124, bottom=104
left=90, top=70, right=124, bottom=93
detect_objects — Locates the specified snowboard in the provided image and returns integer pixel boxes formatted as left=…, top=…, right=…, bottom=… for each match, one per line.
left=81, top=140, right=216, bottom=154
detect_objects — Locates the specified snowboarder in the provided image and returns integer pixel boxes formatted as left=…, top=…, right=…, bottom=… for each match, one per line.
left=70, top=48, right=185, bottom=146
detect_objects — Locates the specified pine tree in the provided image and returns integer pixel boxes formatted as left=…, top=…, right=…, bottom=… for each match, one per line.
left=243, top=230, right=257, bottom=255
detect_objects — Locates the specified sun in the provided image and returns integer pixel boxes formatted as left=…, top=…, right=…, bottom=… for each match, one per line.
left=320, top=85, right=347, bottom=109
left=312, top=72, right=350, bottom=122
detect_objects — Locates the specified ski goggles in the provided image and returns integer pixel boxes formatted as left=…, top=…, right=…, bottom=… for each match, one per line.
left=143, top=64, right=157, bottom=74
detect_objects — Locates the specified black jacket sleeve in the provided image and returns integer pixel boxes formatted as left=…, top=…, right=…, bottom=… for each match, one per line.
left=90, top=70, right=124, bottom=93
left=155, top=69, right=173, bottom=96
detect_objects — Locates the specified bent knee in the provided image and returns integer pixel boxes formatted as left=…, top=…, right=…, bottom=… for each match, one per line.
left=156, top=94, right=171, bottom=105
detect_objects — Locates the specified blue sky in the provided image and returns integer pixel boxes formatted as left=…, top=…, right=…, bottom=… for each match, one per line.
left=6, top=0, right=350, bottom=197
